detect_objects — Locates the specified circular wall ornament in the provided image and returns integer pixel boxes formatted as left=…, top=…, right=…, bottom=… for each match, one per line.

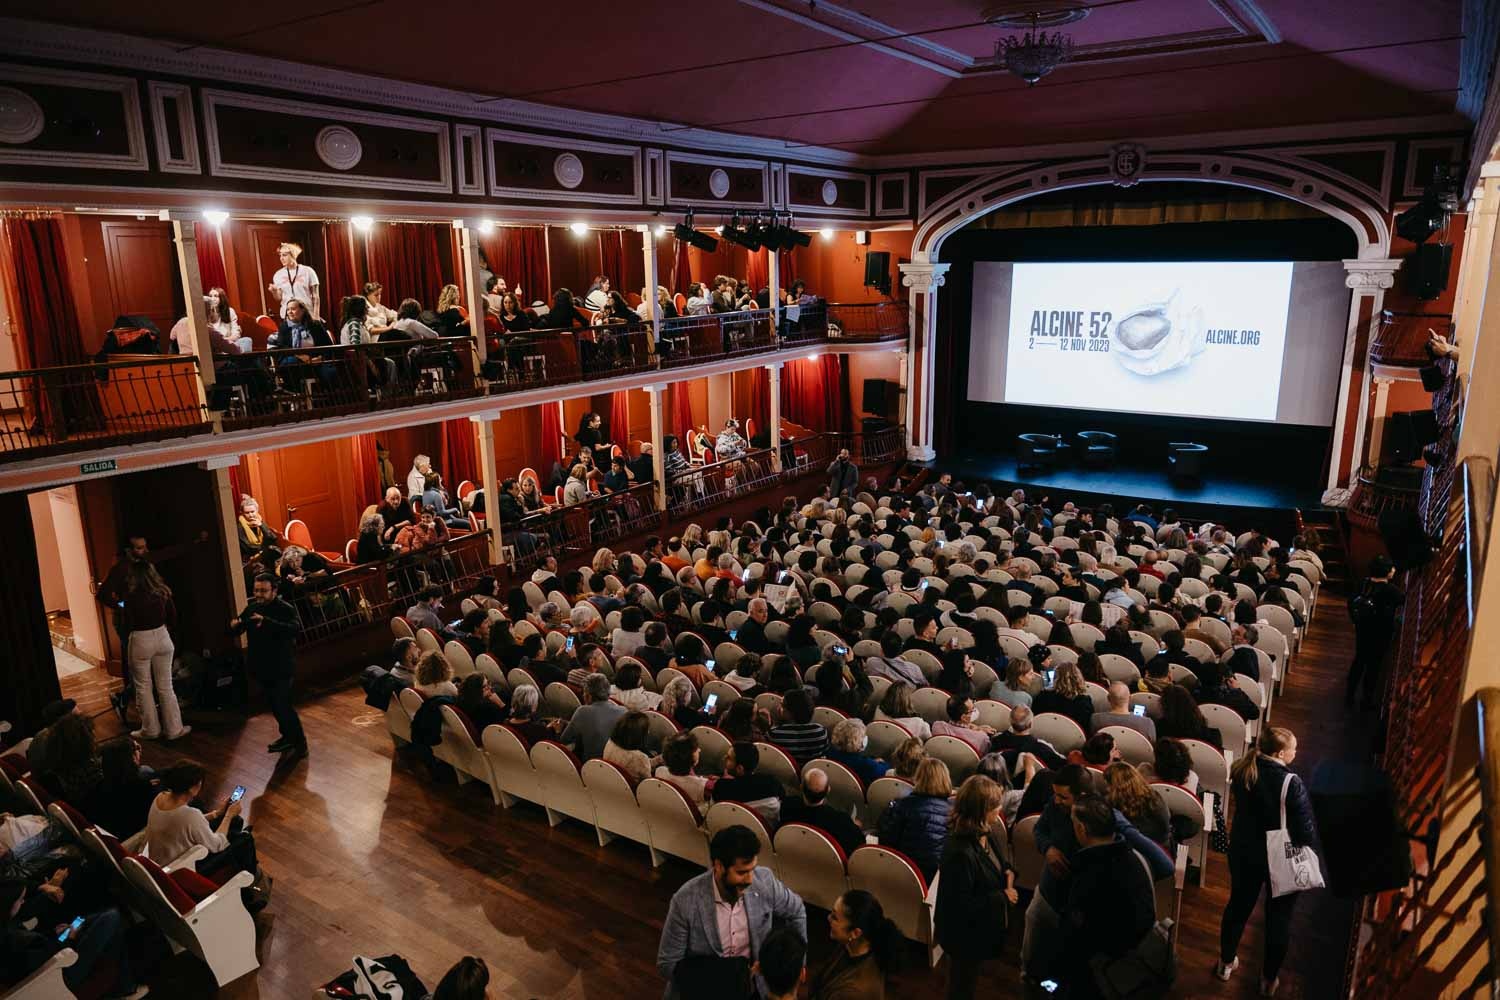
left=314, top=125, right=363, bottom=171
left=0, top=87, right=45, bottom=145
left=553, top=153, right=585, bottom=189
left=709, top=168, right=731, bottom=199
left=821, top=179, right=839, bottom=205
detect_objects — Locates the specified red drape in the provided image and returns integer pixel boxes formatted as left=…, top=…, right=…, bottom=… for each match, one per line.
left=668, top=382, right=696, bottom=446
left=599, top=231, right=625, bottom=292
left=359, top=223, right=444, bottom=308
left=1, top=215, right=86, bottom=368
left=194, top=223, right=228, bottom=294
left=609, top=391, right=631, bottom=451
left=781, top=355, right=849, bottom=432
left=747, top=249, right=769, bottom=295
left=671, top=238, right=692, bottom=294
left=540, top=402, right=564, bottom=474
left=779, top=247, right=796, bottom=290
left=441, top=418, right=479, bottom=488
left=479, top=227, right=549, bottom=307
left=746, top=366, right=771, bottom=433
left=349, top=434, right=380, bottom=506
left=321, top=222, right=359, bottom=323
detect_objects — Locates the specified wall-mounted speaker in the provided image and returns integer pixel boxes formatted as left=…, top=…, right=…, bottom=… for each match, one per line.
left=1406, top=242, right=1452, bottom=300
left=862, top=378, right=896, bottom=417
left=864, top=250, right=891, bottom=295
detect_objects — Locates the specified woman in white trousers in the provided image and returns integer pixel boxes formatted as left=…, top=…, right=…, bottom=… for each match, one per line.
left=122, top=561, right=190, bottom=741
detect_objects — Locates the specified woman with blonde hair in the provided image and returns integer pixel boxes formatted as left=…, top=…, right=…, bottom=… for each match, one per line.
left=1217, top=727, right=1320, bottom=996
left=1030, top=660, right=1094, bottom=732
left=888, top=737, right=926, bottom=780
left=935, top=775, right=1018, bottom=999
left=414, top=650, right=458, bottom=699
left=874, top=683, right=931, bottom=740
left=433, top=283, right=470, bottom=338
left=877, top=757, right=953, bottom=878
left=268, top=241, right=319, bottom=319
left=237, top=494, right=281, bottom=562
left=563, top=463, right=590, bottom=506
left=122, top=560, right=189, bottom=741
left=1103, top=760, right=1171, bottom=846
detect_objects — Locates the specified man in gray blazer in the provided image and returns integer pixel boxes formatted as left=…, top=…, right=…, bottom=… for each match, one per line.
left=657, top=825, right=806, bottom=998
left=559, top=674, right=626, bottom=760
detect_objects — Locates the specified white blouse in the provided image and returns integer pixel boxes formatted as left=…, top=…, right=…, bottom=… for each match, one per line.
left=271, top=264, right=320, bottom=318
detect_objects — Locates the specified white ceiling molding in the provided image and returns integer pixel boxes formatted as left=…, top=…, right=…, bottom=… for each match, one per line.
left=735, top=0, right=966, bottom=78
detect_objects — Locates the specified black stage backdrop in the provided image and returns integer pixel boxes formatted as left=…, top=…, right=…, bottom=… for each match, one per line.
left=934, top=213, right=1357, bottom=492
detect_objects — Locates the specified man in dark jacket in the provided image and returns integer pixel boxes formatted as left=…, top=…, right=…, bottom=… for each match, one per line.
left=1225, top=624, right=1263, bottom=683
left=779, top=768, right=863, bottom=857
left=230, top=573, right=306, bottom=757
left=734, top=598, right=779, bottom=654
left=991, top=705, right=1068, bottom=771
left=1195, top=661, right=1262, bottom=722
left=1059, top=794, right=1158, bottom=998
left=826, top=450, right=858, bottom=498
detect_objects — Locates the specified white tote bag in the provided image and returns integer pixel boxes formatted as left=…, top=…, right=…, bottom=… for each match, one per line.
left=1265, top=772, right=1324, bottom=897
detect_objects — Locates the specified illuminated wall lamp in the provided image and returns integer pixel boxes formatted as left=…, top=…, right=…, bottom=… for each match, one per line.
left=351, top=215, right=374, bottom=233
left=203, top=209, right=229, bottom=227
left=570, top=221, right=589, bottom=236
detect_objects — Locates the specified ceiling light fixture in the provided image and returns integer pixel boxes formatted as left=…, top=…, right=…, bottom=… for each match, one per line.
left=820, top=227, right=835, bottom=241
left=350, top=215, right=374, bottom=233
left=994, top=11, right=1075, bottom=86
left=570, top=221, right=589, bottom=236
left=202, top=209, right=229, bottom=227
left=655, top=224, right=669, bottom=238
left=479, top=219, right=495, bottom=234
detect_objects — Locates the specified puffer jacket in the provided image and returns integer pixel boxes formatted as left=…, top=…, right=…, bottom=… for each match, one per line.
left=877, top=791, right=952, bottom=880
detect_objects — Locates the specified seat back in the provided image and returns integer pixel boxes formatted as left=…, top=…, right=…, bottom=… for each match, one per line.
left=1031, top=713, right=1086, bottom=753
left=415, top=627, right=441, bottom=653
left=637, top=778, right=709, bottom=867
left=1181, top=637, right=1215, bottom=663
left=581, top=759, right=651, bottom=846
left=972, top=699, right=1011, bottom=732
left=690, top=725, right=733, bottom=774
left=1182, top=738, right=1231, bottom=804
left=704, top=800, right=774, bottom=858
left=481, top=724, right=543, bottom=807
left=701, top=680, right=741, bottom=712
left=803, top=758, right=866, bottom=818
left=772, top=823, right=849, bottom=910
left=473, top=653, right=507, bottom=687
left=390, top=616, right=415, bottom=640
left=1099, top=654, right=1141, bottom=684
left=848, top=845, right=932, bottom=946
left=531, top=740, right=595, bottom=827
left=910, top=687, right=951, bottom=724
left=866, top=719, right=914, bottom=759
left=284, top=518, right=314, bottom=551
left=444, top=640, right=476, bottom=678
left=1128, top=692, right=1163, bottom=718
left=544, top=682, right=582, bottom=720
left=1069, top=622, right=1104, bottom=651
left=645, top=710, right=680, bottom=747
left=1010, top=813, right=1044, bottom=890
left=752, top=741, right=799, bottom=792
left=865, top=775, right=913, bottom=823
left=1085, top=682, right=1111, bottom=714
left=1199, top=703, right=1249, bottom=754
left=1098, top=725, right=1155, bottom=766
left=925, top=735, right=982, bottom=784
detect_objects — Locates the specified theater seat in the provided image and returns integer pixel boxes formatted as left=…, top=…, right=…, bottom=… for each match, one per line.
left=772, top=823, right=848, bottom=910
left=531, top=740, right=594, bottom=829
left=705, top=800, right=774, bottom=858
left=122, top=854, right=258, bottom=986
left=582, top=758, right=652, bottom=850
left=481, top=724, right=542, bottom=809
left=638, top=777, right=708, bottom=868
left=849, top=845, right=941, bottom=966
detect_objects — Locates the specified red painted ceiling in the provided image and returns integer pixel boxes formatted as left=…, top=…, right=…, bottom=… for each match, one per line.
left=27, top=0, right=1463, bottom=156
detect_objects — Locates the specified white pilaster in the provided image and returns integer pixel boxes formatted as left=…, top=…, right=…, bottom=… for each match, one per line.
left=898, top=261, right=950, bottom=461
left=768, top=249, right=781, bottom=331
left=457, top=223, right=488, bottom=364
left=1367, top=376, right=1394, bottom=465
left=201, top=458, right=249, bottom=618
left=167, top=215, right=213, bottom=400
left=471, top=410, right=502, bottom=565
left=766, top=362, right=784, bottom=473
left=646, top=384, right=667, bottom=514
left=641, top=225, right=662, bottom=354
left=1329, top=259, right=1401, bottom=489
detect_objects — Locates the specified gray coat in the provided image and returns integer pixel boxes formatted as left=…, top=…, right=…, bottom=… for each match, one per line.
left=560, top=700, right=627, bottom=761
left=656, top=867, right=806, bottom=998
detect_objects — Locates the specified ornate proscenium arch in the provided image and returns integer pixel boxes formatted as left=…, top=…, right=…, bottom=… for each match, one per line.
left=897, top=143, right=1402, bottom=484
left=911, top=146, right=1394, bottom=262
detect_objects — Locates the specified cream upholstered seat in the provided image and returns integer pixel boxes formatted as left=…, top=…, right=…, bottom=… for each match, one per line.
left=803, top=758, right=866, bottom=819
left=1099, top=654, right=1141, bottom=685
left=544, top=682, right=581, bottom=720
left=1031, top=713, right=1086, bottom=753
left=1098, top=725, right=1155, bottom=767
left=638, top=777, right=708, bottom=868
left=122, top=854, right=258, bottom=987
left=437, top=706, right=493, bottom=793
left=482, top=723, right=543, bottom=809
left=1182, top=738, right=1232, bottom=806
left=924, top=735, right=981, bottom=785
left=1155, top=782, right=1213, bottom=886
left=865, top=720, right=914, bottom=760
left=865, top=775, right=913, bottom=829
left=690, top=725, right=732, bottom=774
left=444, top=640, right=476, bottom=678
left=4, top=946, right=76, bottom=998
left=772, top=823, right=849, bottom=910
left=972, top=699, right=1011, bottom=732
left=582, top=758, right=651, bottom=849
left=1199, top=703, right=1249, bottom=756
left=1085, top=682, right=1110, bottom=714
left=910, top=687, right=951, bottom=725
left=531, top=740, right=595, bottom=829
left=705, top=800, right=774, bottom=858
left=753, top=742, right=800, bottom=793
left=849, top=845, right=941, bottom=966
left=1010, top=813, right=1044, bottom=891
left=1070, top=622, right=1105, bottom=651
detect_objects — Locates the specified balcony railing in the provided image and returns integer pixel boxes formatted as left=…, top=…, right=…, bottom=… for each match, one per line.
left=502, top=481, right=664, bottom=573
left=0, top=304, right=907, bottom=465
left=1371, top=310, right=1452, bottom=368
left=1346, top=464, right=1424, bottom=531
left=0, top=356, right=210, bottom=460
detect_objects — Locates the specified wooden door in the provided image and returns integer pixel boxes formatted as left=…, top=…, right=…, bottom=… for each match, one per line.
left=272, top=440, right=353, bottom=555
left=234, top=222, right=325, bottom=320
left=100, top=221, right=183, bottom=336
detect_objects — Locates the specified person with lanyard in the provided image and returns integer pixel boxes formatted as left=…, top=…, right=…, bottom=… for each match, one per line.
left=267, top=242, right=320, bottom=320
left=229, top=574, right=307, bottom=759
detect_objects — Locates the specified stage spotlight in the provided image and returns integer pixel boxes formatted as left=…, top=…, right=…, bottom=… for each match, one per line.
left=1396, top=164, right=1458, bottom=245
left=350, top=215, right=374, bottom=233
left=721, top=213, right=763, bottom=251
left=654, top=224, right=668, bottom=237
left=672, top=209, right=718, bottom=252
left=569, top=221, right=589, bottom=236
left=821, top=227, right=835, bottom=241
left=479, top=219, right=495, bottom=234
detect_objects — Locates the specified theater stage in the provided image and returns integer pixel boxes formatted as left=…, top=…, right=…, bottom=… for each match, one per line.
left=926, top=451, right=1326, bottom=538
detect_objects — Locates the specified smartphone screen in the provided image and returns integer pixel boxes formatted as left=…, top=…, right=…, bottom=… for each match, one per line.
left=58, top=915, right=83, bottom=943
left=565, top=636, right=575, bottom=653
left=920, top=580, right=929, bottom=590
left=1044, top=669, right=1056, bottom=689
left=742, top=568, right=751, bottom=582
left=1132, top=705, right=1146, bottom=717
left=832, top=645, right=848, bottom=657
left=1039, top=981, right=1059, bottom=995
left=729, top=629, right=738, bottom=641
left=703, top=693, right=718, bottom=713
left=705, top=658, right=716, bottom=671
left=230, top=784, right=246, bottom=803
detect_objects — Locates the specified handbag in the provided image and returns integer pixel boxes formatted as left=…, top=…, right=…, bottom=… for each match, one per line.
left=1090, top=919, right=1177, bottom=999
left=1266, top=773, right=1325, bottom=897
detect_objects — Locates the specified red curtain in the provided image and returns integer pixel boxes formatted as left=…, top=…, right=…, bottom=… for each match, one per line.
left=609, top=391, right=631, bottom=451
left=350, top=434, right=380, bottom=505
left=540, top=402, right=564, bottom=473
left=441, top=418, right=479, bottom=487
left=360, top=223, right=444, bottom=308
left=747, top=366, right=770, bottom=432
left=781, top=355, right=849, bottom=432
left=671, top=238, right=692, bottom=294
left=1, top=214, right=85, bottom=368
left=321, top=222, right=358, bottom=323
left=194, top=223, right=228, bottom=294
left=668, top=382, right=695, bottom=443
left=479, top=227, right=549, bottom=306
left=779, top=247, right=796, bottom=290
left=599, top=231, right=625, bottom=292
left=747, top=249, right=769, bottom=295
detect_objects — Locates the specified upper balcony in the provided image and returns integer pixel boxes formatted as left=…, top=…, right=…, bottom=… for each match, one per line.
left=1370, top=310, right=1453, bottom=368
left=0, top=302, right=906, bottom=481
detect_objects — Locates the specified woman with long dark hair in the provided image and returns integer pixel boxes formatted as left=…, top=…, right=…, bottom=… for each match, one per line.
left=935, top=775, right=1018, bottom=1000
left=1216, top=727, right=1320, bottom=997
left=809, top=889, right=903, bottom=999
left=123, top=560, right=189, bottom=741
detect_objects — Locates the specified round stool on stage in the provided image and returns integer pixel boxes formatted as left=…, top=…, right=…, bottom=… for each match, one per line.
left=1168, top=441, right=1208, bottom=482
left=1017, top=433, right=1064, bottom=472
left=1075, top=431, right=1118, bottom=467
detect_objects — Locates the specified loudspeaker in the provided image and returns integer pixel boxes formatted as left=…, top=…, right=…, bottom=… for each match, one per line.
left=862, top=378, right=893, bottom=415
left=864, top=251, right=891, bottom=294
left=1310, top=760, right=1413, bottom=897
left=1419, top=363, right=1445, bottom=391
left=1385, top=409, right=1440, bottom=464
left=1406, top=242, right=1452, bottom=300
left=1378, top=507, right=1433, bottom=571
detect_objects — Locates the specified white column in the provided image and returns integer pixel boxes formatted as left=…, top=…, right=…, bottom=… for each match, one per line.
left=641, top=225, right=662, bottom=353
left=201, top=457, right=248, bottom=620
left=471, top=410, right=503, bottom=565
left=897, top=262, right=950, bottom=461
left=768, top=249, right=781, bottom=332
left=457, top=223, right=488, bottom=364
left=1458, top=183, right=1500, bottom=466
left=1452, top=181, right=1494, bottom=386
left=1328, top=259, right=1402, bottom=490
left=167, top=215, right=213, bottom=400
left=767, top=361, right=783, bottom=472
left=1366, top=376, right=1394, bottom=465
left=646, top=384, right=667, bottom=513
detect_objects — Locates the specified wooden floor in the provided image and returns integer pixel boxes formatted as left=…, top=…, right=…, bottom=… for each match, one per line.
left=65, top=585, right=1371, bottom=999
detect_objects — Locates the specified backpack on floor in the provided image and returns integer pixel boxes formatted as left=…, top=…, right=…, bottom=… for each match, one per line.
left=319, top=954, right=427, bottom=999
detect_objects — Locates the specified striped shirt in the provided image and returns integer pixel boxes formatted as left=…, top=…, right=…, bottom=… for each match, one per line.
left=770, top=722, right=829, bottom=766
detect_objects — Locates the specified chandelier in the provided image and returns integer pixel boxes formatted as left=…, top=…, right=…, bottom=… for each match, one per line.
left=995, top=13, right=1074, bottom=86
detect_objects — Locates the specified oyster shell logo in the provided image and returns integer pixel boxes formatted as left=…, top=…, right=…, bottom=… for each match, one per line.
left=1109, top=289, right=1206, bottom=377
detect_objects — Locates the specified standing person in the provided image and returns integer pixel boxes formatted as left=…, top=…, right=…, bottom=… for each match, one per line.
left=230, top=574, right=306, bottom=758
left=1346, top=554, right=1403, bottom=709
left=1216, top=727, right=1321, bottom=998
left=827, top=449, right=858, bottom=499
left=808, top=890, right=901, bottom=1000
left=935, top=775, right=1019, bottom=1000
left=657, top=824, right=807, bottom=999
left=267, top=242, right=320, bottom=320
left=95, top=535, right=148, bottom=723
left=122, top=560, right=190, bottom=742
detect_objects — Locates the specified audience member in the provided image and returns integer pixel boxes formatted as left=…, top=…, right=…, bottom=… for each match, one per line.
left=877, top=757, right=952, bottom=880
left=1091, top=682, right=1157, bottom=740
left=826, top=719, right=890, bottom=784
left=781, top=768, right=864, bottom=856
left=140, top=761, right=270, bottom=907
left=431, top=956, right=490, bottom=1000
left=603, top=711, right=658, bottom=784
left=935, top=776, right=1018, bottom=1000
left=414, top=651, right=458, bottom=699
left=931, top=695, right=995, bottom=756
left=990, top=705, right=1067, bottom=772
left=455, top=674, right=508, bottom=731
left=1031, top=661, right=1093, bottom=732
left=809, top=890, right=900, bottom=1000
left=561, top=674, right=627, bottom=760
left=770, top=689, right=829, bottom=765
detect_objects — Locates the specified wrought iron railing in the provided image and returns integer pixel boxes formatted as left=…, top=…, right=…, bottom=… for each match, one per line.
left=826, top=301, right=908, bottom=340
left=658, top=310, right=778, bottom=368
left=1372, top=310, right=1453, bottom=368
left=503, top=481, right=664, bottom=573
left=1347, top=464, right=1424, bottom=531
left=0, top=356, right=210, bottom=461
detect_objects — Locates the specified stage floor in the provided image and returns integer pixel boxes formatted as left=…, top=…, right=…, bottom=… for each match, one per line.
left=929, top=451, right=1322, bottom=521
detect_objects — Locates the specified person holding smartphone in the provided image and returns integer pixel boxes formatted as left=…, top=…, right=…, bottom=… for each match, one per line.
left=141, top=761, right=272, bottom=912
left=231, top=574, right=306, bottom=759
left=0, top=882, right=144, bottom=999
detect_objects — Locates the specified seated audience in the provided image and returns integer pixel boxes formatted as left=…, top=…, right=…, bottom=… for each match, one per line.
left=87, top=737, right=156, bottom=838
left=1031, top=661, right=1094, bottom=732
left=932, top=695, right=996, bottom=756
left=654, top=732, right=709, bottom=807
left=780, top=768, right=863, bottom=856
left=989, top=656, right=1035, bottom=709
left=825, top=719, right=890, bottom=785
left=710, top=742, right=783, bottom=822
left=456, top=674, right=508, bottom=731
left=770, top=688, right=830, bottom=765
left=876, top=757, right=953, bottom=880
left=1155, top=683, right=1223, bottom=747
left=990, top=705, right=1068, bottom=772
left=873, top=684, right=932, bottom=741
left=139, top=761, right=270, bottom=904
left=889, top=738, right=926, bottom=780
left=1091, top=681, right=1157, bottom=740
left=611, top=662, right=664, bottom=712
left=414, top=651, right=459, bottom=699
left=503, top=685, right=556, bottom=747
left=1102, top=761, right=1172, bottom=847
left=561, top=674, right=627, bottom=760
